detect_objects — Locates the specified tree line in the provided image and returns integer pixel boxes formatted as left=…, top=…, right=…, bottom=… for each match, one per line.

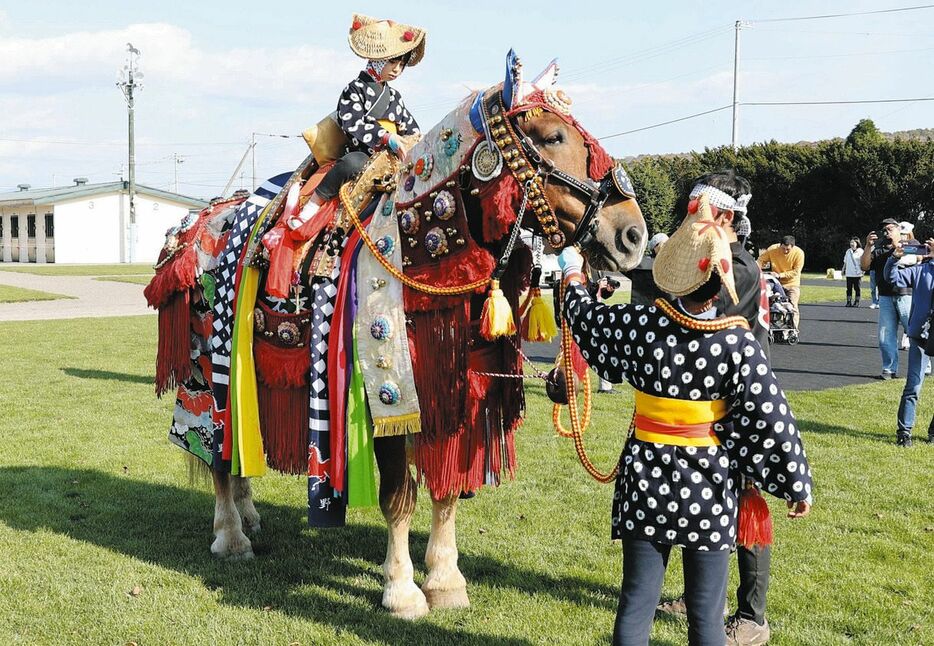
left=625, top=119, right=934, bottom=270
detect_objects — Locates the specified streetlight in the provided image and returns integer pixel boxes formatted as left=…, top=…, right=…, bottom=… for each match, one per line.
left=117, top=43, right=143, bottom=262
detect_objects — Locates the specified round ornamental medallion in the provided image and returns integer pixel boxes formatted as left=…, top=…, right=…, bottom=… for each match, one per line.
left=253, top=308, right=266, bottom=333
left=443, top=133, right=461, bottom=157
left=375, top=235, right=395, bottom=257
left=399, top=209, right=420, bottom=235
left=178, top=212, right=197, bottom=232
left=378, top=381, right=401, bottom=405
left=277, top=321, right=300, bottom=345
left=382, top=199, right=394, bottom=217
left=403, top=175, right=416, bottom=192
left=370, top=316, right=392, bottom=341
left=433, top=191, right=456, bottom=221
left=543, top=88, right=573, bottom=116
left=471, top=140, right=503, bottom=182
left=424, top=227, right=449, bottom=257
left=612, top=164, right=637, bottom=199
left=414, top=153, right=434, bottom=181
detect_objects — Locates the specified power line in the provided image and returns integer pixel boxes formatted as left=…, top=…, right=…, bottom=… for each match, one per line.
left=751, top=3, right=934, bottom=23
left=744, top=96, right=934, bottom=106
left=746, top=45, right=934, bottom=61
left=599, top=105, right=733, bottom=140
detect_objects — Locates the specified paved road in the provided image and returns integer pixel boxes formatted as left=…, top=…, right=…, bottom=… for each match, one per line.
left=0, top=270, right=153, bottom=321
left=526, top=299, right=886, bottom=392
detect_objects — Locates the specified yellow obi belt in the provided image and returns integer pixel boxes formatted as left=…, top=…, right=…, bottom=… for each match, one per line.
left=633, top=391, right=727, bottom=447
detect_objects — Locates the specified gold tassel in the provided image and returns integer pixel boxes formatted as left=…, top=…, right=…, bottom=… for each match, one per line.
left=480, top=279, right=516, bottom=340
left=373, top=412, right=422, bottom=438
left=522, top=288, right=558, bottom=342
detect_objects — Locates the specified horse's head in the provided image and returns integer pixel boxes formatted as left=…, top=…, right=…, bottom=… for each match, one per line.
left=470, top=51, right=647, bottom=271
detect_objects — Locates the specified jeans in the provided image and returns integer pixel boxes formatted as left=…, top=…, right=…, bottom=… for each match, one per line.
left=897, top=338, right=930, bottom=435
left=869, top=270, right=880, bottom=306
left=879, top=294, right=912, bottom=374
left=614, top=538, right=729, bottom=646
left=736, top=544, right=770, bottom=625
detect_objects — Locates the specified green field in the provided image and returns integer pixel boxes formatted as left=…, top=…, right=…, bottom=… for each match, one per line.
left=0, top=284, right=72, bottom=303
left=0, top=316, right=931, bottom=645
left=94, top=275, right=153, bottom=286
left=0, top=263, right=153, bottom=277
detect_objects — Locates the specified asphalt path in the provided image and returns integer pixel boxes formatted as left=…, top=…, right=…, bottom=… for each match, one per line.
left=526, top=297, right=886, bottom=392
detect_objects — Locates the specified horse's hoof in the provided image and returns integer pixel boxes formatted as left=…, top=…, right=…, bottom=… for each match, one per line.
left=382, top=582, right=430, bottom=620
left=211, top=530, right=254, bottom=560
left=424, top=586, right=470, bottom=610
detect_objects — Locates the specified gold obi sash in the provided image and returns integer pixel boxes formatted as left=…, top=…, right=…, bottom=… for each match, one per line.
left=633, top=391, right=727, bottom=447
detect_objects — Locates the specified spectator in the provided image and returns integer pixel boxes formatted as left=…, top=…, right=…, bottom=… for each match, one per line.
left=624, top=233, right=669, bottom=307
left=862, top=219, right=913, bottom=379
left=757, top=236, right=805, bottom=330
left=843, top=238, right=864, bottom=307
left=884, top=238, right=934, bottom=447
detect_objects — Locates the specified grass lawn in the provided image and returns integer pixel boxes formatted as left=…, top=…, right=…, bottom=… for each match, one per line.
left=94, top=275, right=153, bottom=286
left=1, top=316, right=932, bottom=645
left=0, top=263, right=153, bottom=277
left=0, top=284, right=72, bottom=303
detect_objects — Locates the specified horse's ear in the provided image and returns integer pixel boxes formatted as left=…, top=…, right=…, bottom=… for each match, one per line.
left=503, top=49, right=523, bottom=110
left=532, top=59, right=559, bottom=91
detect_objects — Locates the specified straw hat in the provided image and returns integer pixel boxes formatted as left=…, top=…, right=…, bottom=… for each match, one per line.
left=348, top=14, right=426, bottom=67
left=652, top=193, right=739, bottom=305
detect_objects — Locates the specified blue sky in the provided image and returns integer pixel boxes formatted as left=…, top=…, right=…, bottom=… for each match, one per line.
left=1, top=1, right=932, bottom=198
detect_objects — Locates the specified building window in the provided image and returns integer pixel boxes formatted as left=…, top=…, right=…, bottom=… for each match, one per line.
left=10, top=216, right=18, bottom=238
left=27, top=215, right=36, bottom=238
left=45, top=213, right=54, bottom=238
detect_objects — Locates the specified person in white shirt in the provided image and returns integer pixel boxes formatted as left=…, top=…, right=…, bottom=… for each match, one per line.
left=843, top=237, right=864, bottom=307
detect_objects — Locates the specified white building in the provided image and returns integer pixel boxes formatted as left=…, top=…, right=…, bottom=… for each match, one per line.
left=0, top=179, right=208, bottom=264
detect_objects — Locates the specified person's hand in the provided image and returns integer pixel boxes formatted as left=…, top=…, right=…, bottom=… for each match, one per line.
left=892, top=241, right=905, bottom=259
left=925, top=238, right=934, bottom=258
left=866, top=232, right=878, bottom=248
left=557, top=246, right=584, bottom=280
left=787, top=499, right=811, bottom=518
left=385, top=134, right=406, bottom=159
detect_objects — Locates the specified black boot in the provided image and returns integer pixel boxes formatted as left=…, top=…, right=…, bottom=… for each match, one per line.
left=896, top=431, right=913, bottom=448
left=846, top=299, right=852, bottom=307
left=854, top=298, right=860, bottom=307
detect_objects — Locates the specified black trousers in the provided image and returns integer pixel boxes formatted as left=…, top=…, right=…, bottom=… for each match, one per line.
left=846, top=276, right=862, bottom=302
left=314, top=151, right=370, bottom=201
left=614, top=538, right=729, bottom=646
left=736, top=544, right=770, bottom=625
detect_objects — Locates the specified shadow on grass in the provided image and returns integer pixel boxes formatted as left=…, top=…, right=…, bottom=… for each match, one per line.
left=61, top=367, right=153, bottom=385
left=0, top=466, right=625, bottom=645
left=798, top=419, right=887, bottom=442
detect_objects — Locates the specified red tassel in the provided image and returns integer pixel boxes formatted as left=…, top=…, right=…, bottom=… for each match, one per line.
left=257, top=382, right=309, bottom=474
left=737, top=486, right=774, bottom=548
left=154, top=291, right=191, bottom=397
left=253, top=338, right=310, bottom=389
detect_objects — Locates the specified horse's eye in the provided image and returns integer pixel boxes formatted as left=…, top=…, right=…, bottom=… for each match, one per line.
left=544, top=132, right=564, bottom=146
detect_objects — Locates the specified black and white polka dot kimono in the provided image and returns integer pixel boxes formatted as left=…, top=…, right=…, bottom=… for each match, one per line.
left=337, top=72, right=419, bottom=155
left=563, top=285, right=813, bottom=551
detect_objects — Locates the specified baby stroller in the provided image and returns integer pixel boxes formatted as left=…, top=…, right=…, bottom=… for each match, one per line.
left=763, top=272, right=799, bottom=345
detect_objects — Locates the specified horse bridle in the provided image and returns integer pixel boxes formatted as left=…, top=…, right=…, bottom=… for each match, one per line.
left=516, top=132, right=629, bottom=250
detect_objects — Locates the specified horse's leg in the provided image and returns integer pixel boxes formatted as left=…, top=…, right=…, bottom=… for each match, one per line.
left=375, top=436, right=429, bottom=619
left=210, top=470, right=254, bottom=559
left=231, top=475, right=261, bottom=535
left=422, top=494, right=469, bottom=609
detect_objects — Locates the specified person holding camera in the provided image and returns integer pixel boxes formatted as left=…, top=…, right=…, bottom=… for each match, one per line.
left=883, top=237, right=934, bottom=447
left=842, top=238, right=864, bottom=307
left=862, top=219, right=913, bottom=379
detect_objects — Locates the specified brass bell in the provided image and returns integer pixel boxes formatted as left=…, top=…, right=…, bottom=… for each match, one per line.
left=455, top=238, right=465, bottom=245
left=408, top=238, right=418, bottom=247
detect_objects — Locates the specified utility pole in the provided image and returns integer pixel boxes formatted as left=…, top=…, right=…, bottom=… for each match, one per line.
left=251, top=132, right=257, bottom=191
left=117, top=43, right=143, bottom=262
left=731, top=21, right=750, bottom=151
left=173, top=153, right=185, bottom=193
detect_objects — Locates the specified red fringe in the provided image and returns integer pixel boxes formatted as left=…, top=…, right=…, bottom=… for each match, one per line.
left=737, top=486, right=774, bottom=548
left=144, top=244, right=199, bottom=309
left=477, top=174, right=521, bottom=241
left=403, top=245, right=495, bottom=312
left=408, top=303, right=471, bottom=439
left=154, top=291, right=191, bottom=397
left=253, top=338, right=310, bottom=389
left=257, top=383, right=310, bottom=475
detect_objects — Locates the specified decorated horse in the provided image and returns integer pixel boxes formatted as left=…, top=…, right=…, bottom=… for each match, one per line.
left=145, top=50, right=646, bottom=619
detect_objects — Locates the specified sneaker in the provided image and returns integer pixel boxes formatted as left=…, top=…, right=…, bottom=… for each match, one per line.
left=896, top=434, right=913, bottom=448
left=656, top=595, right=729, bottom=617
left=870, top=303, right=879, bottom=309
left=925, top=435, right=934, bottom=444
left=881, top=371, right=895, bottom=380
left=656, top=596, right=687, bottom=617
left=901, top=334, right=911, bottom=350
left=725, top=615, right=771, bottom=646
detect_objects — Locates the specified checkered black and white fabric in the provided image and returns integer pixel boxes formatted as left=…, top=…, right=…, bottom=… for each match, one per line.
left=210, top=173, right=289, bottom=415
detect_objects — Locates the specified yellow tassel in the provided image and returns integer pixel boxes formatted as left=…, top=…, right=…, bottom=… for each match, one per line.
left=522, top=288, right=558, bottom=342
left=480, top=279, right=516, bottom=340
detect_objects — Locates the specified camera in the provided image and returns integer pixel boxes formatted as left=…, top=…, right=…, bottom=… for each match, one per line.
left=605, top=277, right=621, bottom=289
